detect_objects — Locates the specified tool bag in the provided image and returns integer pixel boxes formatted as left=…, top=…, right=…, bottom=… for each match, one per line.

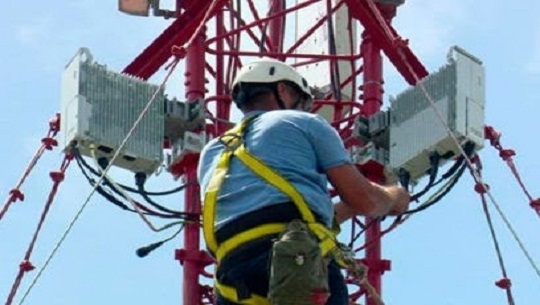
left=268, top=220, right=330, bottom=305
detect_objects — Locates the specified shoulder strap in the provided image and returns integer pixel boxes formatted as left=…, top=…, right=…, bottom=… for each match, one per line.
left=203, top=114, right=332, bottom=255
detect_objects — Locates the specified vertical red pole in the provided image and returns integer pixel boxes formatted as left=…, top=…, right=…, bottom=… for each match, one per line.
left=360, top=29, right=387, bottom=305
left=359, top=3, right=398, bottom=305
left=181, top=32, right=206, bottom=305
left=268, top=0, right=285, bottom=55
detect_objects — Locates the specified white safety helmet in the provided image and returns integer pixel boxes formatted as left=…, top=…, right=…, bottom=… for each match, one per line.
left=231, top=58, right=312, bottom=100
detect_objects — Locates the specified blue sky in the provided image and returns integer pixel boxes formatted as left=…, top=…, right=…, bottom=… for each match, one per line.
left=1, top=1, right=539, bottom=305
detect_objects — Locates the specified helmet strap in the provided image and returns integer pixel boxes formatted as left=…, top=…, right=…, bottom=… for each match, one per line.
left=272, top=84, right=287, bottom=110
left=290, top=96, right=303, bottom=110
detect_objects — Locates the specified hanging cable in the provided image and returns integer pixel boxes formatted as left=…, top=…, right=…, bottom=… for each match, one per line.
left=473, top=159, right=516, bottom=305
left=402, top=142, right=475, bottom=215
left=4, top=153, right=71, bottom=305
left=73, top=149, right=182, bottom=219
left=326, top=0, right=342, bottom=101
left=133, top=172, right=193, bottom=217
left=401, top=160, right=466, bottom=216
left=348, top=217, right=379, bottom=248
left=89, top=144, right=186, bottom=232
left=485, top=188, right=540, bottom=280
left=484, top=125, right=540, bottom=218
left=17, top=56, right=183, bottom=305
left=74, top=145, right=188, bottom=197
left=0, top=113, right=60, bottom=222
left=349, top=157, right=469, bottom=251
left=409, top=152, right=440, bottom=202
left=136, top=223, right=186, bottom=258
left=89, top=152, right=187, bottom=216
left=91, top=155, right=195, bottom=219
left=353, top=216, right=403, bottom=253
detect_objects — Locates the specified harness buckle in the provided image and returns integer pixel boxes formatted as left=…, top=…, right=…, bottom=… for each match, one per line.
left=219, top=133, right=244, bottom=152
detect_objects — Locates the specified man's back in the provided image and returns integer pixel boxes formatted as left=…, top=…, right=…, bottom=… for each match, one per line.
left=197, top=110, right=351, bottom=229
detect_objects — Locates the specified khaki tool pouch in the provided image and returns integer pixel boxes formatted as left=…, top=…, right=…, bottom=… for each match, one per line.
left=268, top=220, right=330, bottom=305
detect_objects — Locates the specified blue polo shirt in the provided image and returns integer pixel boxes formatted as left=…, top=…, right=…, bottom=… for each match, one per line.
left=197, top=110, right=351, bottom=228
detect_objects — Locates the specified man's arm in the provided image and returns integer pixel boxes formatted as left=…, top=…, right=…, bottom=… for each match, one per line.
left=326, top=164, right=410, bottom=223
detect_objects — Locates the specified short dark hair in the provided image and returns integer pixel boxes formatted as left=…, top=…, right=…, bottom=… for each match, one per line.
left=232, top=82, right=276, bottom=108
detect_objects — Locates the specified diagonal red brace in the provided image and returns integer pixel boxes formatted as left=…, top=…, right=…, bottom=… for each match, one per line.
left=345, top=0, right=428, bottom=85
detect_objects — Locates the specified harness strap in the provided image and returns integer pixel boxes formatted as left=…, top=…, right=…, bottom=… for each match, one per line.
left=232, top=145, right=315, bottom=223
left=203, top=116, right=255, bottom=254
left=202, top=114, right=341, bottom=303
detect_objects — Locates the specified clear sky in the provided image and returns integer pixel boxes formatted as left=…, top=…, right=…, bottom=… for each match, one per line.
left=1, top=1, right=539, bottom=305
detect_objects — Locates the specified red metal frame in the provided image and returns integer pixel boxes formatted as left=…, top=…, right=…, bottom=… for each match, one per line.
left=122, top=1, right=427, bottom=304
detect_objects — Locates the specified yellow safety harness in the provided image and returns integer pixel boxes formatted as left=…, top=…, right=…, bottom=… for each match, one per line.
left=202, top=115, right=341, bottom=305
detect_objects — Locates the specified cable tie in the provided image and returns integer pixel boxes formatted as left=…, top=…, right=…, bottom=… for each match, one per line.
left=41, top=137, right=58, bottom=150
left=530, top=199, right=540, bottom=211
left=495, top=278, right=512, bottom=289
left=484, top=126, right=501, bottom=147
left=474, top=182, right=489, bottom=194
left=499, top=149, right=516, bottom=161
left=48, top=113, right=61, bottom=133
left=19, top=260, right=35, bottom=272
left=9, top=189, right=24, bottom=203
left=49, top=171, right=65, bottom=183
left=171, top=45, right=187, bottom=58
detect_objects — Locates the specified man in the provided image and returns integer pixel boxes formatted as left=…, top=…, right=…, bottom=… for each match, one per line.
left=197, top=58, right=409, bottom=305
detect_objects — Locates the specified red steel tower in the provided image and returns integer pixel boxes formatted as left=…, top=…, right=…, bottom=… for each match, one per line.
left=120, top=1, right=428, bottom=304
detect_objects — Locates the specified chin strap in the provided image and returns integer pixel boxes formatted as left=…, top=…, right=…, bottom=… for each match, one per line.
left=272, top=84, right=287, bottom=110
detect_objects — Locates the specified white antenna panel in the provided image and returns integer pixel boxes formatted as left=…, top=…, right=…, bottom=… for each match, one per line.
left=60, top=48, right=165, bottom=174
left=389, top=46, right=485, bottom=182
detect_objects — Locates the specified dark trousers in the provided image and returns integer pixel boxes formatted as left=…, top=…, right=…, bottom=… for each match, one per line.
left=215, top=246, right=349, bottom=305
left=214, top=203, right=349, bottom=304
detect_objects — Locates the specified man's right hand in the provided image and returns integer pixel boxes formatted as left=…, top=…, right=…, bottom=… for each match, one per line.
left=385, top=185, right=410, bottom=215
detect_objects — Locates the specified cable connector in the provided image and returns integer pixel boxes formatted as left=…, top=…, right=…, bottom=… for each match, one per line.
left=97, top=157, right=109, bottom=170
left=134, top=172, right=147, bottom=187
left=136, top=241, right=165, bottom=258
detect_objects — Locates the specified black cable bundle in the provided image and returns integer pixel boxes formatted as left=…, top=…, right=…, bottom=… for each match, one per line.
left=72, top=146, right=189, bottom=220
left=401, top=142, right=476, bottom=216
